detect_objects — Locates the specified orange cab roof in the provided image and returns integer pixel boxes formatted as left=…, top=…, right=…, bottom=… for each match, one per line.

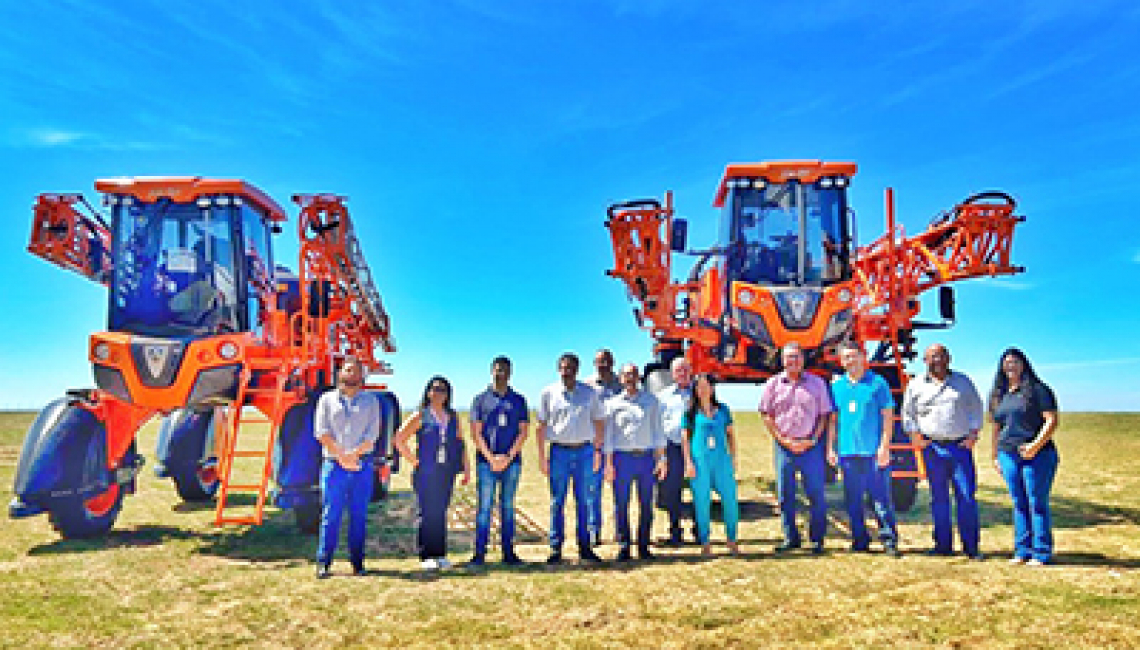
left=94, top=177, right=288, bottom=222
left=713, top=160, right=859, bottom=207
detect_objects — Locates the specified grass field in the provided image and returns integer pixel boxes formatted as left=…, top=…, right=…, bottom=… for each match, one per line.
left=1, top=410, right=1138, bottom=648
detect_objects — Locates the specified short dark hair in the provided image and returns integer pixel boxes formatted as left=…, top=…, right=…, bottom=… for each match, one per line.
left=491, top=355, right=511, bottom=369
left=558, top=352, right=579, bottom=370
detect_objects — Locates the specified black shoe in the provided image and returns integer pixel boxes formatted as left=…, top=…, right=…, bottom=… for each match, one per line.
left=502, top=552, right=525, bottom=566
left=810, top=542, right=825, bottom=556
left=616, top=548, right=632, bottom=562
left=884, top=545, right=903, bottom=559
left=637, top=546, right=655, bottom=561
left=468, top=554, right=486, bottom=568
left=316, top=564, right=332, bottom=579
left=774, top=541, right=801, bottom=554
left=850, top=545, right=871, bottom=554
left=967, top=551, right=986, bottom=562
left=579, top=549, right=604, bottom=564
left=546, top=549, right=563, bottom=565
left=924, top=547, right=954, bottom=557
left=657, top=535, right=684, bottom=548
left=352, top=564, right=367, bottom=577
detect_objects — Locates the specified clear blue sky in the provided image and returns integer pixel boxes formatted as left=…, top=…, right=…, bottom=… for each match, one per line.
left=0, top=0, right=1137, bottom=412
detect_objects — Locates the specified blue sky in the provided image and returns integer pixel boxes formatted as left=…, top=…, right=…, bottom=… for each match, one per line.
left=0, top=0, right=1137, bottom=412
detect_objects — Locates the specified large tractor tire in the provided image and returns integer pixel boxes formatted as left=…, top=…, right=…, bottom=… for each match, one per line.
left=892, top=476, right=919, bottom=513
left=294, top=501, right=321, bottom=535
left=157, top=408, right=219, bottom=502
left=371, top=391, right=401, bottom=503
left=48, top=483, right=126, bottom=539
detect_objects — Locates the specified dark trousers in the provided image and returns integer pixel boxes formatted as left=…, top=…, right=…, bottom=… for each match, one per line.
left=774, top=440, right=828, bottom=546
left=613, top=451, right=656, bottom=550
left=924, top=440, right=980, bottom=555
left=840, top=455, right=898, bottom=549
left=658, top=441, right=686, bottom=541
left=413, top=467, right=455, bottom=560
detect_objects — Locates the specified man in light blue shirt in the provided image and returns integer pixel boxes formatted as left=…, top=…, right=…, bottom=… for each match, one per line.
left=827, top=341, right=901, bottom=557
left=313, top=357, right=381, bottom=578
left=604, top=363, right=667, bottom=561
left=654, top=357, right=693, bottom=546
left=536, top=353, right=605, bottom=564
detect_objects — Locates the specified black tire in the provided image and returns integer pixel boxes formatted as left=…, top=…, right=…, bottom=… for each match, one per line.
left=171, top=463, right=219, bottom=502
left=47, top=484, right=125, bottom=539
left=892, top=477, right=918, bottom=513
left=294, top=501, right=321, bottom=535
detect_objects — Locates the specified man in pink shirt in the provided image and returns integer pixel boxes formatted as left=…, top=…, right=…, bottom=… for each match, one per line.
left=759, top=342, right=835, bottom=554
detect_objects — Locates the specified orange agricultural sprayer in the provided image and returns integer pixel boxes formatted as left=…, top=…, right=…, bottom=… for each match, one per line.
left=12, top=177, right=400, bottom=538
left=604, top=161, right=1025, bottom=509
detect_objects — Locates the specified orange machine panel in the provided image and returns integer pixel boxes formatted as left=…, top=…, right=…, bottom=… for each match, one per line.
left=713, top=160, right=859, bottom=207
left=94, top=177, right=288, bottom=222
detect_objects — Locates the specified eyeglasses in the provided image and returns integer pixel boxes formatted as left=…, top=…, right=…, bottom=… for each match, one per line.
left=429, top=385, right=448, bottom=393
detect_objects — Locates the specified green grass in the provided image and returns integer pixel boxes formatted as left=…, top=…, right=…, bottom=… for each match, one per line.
left=1, top=411, right=1138, bottom=648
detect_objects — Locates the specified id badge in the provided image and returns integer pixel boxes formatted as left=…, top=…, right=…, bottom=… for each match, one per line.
left=848, top=401, right=858, bottom=414
left=498, top=412, right=508, bottom=427
left=437, top=443, right=447, bottom=466
left=708, top=436, right=716, bottom=450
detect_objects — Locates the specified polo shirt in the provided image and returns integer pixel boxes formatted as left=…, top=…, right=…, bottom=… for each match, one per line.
left=656, top=384, right=692, bottom=445
left=831, top=371, right=894, bottom=457
left=586, top=375, right=622, bottom=400
left=313, top=388, right=381, bottom=459
left=470, top=386, right=530, bottom=457
left=603, top=389, right=666, bottom=453
left=758, top=371, right=834, bottom=440
left=901, top=370, right=983, bottom=441
left=992, top=381, right=1058, bottom=453
left=537, top=381, right=604, bottom=445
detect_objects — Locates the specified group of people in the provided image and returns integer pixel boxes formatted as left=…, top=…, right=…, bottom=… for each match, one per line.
left=311, top=343, right=1060, bottom=578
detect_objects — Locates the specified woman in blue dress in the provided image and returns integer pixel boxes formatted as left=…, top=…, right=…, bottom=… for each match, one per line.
left=682, top=374, right=740, bottom=556
left=989, top=348, right=1059, bottom=566
left=394, top=376, right=471, bottom=570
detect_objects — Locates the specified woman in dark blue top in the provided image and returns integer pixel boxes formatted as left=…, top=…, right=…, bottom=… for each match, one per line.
left=394, top=376, right=470, bottom=570
left=988, top=348, right=1059, bottom=566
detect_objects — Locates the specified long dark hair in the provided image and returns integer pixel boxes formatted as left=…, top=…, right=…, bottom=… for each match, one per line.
left=419, top=375, right=456, bottom=417
left=988, top=347, right=1042, bottom=415
left=684, top=373, right=722, bottom=432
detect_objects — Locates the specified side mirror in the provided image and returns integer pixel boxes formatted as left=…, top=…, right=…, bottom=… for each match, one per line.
left=939, top=286, right=956, bottom=322
left=670, top=219, right=688, bottom=253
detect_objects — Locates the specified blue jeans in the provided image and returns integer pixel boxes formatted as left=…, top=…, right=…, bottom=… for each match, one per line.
left=316, top=456, right=374, bottom=566
left=588, top=445, right=604, bottom=538
left=549, top=443, right=594, bottom=551
left=924, top=440, right=980, bottom=555
left=840, top=456, right=897, bottom=549
left=998, top=444, right=1059, bottom=563
left=613, top=451, right=655, bottom=550
left=474, top=459, right=522, bottom=557
left=774, top=440, right=828, bottom=546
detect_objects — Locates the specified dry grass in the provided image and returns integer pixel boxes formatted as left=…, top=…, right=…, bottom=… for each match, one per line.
left=1, top=410, right=1138, bottom=648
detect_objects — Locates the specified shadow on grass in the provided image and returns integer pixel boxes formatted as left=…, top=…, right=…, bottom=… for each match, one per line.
left=27, top=525, right=199, bottom=555
left=1050, top=551, right=1140, bottom=570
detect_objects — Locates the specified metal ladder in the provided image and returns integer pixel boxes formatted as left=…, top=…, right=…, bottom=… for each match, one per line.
left=213, top=362, right=290, bottom=526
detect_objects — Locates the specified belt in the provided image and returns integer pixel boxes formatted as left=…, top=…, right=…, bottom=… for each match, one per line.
left=926, top=435, right=969, bottom=443
left=616, top=449, right=653, bottom=457
left=551, top=441, right=591, bottom=449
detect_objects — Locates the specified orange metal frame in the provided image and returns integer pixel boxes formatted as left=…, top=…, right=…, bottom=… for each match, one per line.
left=27, top=178, right=395, bottom=526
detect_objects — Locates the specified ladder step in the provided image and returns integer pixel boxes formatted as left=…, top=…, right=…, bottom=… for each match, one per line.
left=216, top=516, right=262, bottom=525
left=229, top=451, right=268, bottom=458
left=224, top=484, right=267, bottom=491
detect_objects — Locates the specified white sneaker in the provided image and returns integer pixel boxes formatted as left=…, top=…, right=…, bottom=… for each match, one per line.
left=1025, top=558, right=1047, bottom=567
left=420, top=558, right=439, bottom=570
left=1009, top=557, right=1026, bottom=565
left=437, top=557, right=453, bottom=569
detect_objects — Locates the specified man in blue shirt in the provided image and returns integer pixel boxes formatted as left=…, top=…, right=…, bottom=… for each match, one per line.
left=655, top=357, right=694, bottom=546
left=827, top=341, right=902, bottom=558
left=469, top=356, right=530, bottom=567
left=536, top=353, right=605, bottom=564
